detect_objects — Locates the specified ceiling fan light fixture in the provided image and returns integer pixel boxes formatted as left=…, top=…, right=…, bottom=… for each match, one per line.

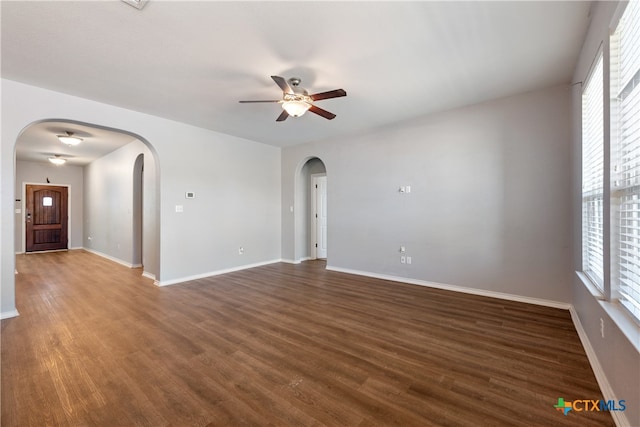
left=282, top=100, right=311, bottom=117
left=57, top=131, right=83, bottom=146
left=48, top=155, right=66, bottom=165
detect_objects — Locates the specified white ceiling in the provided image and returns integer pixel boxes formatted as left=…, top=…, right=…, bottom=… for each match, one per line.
left=14, top=121, right=138, bottom=166
left=2, top=0, right=591, bottom=156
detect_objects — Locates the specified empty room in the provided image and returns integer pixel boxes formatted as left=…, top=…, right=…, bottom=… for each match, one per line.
left=1, top=1, right=638, bottom=426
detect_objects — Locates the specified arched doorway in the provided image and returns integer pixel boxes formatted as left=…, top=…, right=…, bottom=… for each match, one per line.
left=132, top=154, right=144, bottom=268
left=295, top=157, right=327, bottom=262
left=13, top=119, right=160, bottom=280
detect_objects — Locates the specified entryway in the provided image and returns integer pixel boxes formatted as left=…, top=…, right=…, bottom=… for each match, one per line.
left=14, top=119, right=160, bottom=280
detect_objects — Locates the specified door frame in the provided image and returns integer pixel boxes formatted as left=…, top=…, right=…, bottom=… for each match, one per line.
left=310, top=173, right=327, bottom=260
left=132, top=154, right=144, bottom=268
left=21, top=182, right=72, bottom=254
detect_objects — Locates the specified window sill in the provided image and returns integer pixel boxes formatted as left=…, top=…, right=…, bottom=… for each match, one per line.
left=575, top=271, right=605, bottom=299
left=575, top=271, right=640, bottom=353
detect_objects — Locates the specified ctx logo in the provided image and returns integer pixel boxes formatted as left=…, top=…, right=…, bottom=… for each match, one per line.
left=554, top=398, right=626, bottom=416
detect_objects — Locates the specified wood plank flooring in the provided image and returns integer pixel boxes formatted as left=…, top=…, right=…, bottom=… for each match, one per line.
left=2, top=250, right=614, bottom=426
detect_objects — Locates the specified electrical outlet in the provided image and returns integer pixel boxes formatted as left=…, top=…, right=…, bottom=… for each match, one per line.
left=400, top=256, right=406, bottom=264
left=239, top=247, right=244, bottom=255
left=600, top=318, right=605, bottom=338
left=406, top=256, right=412, bottom=264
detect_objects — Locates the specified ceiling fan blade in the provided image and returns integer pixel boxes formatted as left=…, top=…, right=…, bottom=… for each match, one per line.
left=271, top=75, right=293, bottom=94
left=238, top=100, right=281, bottom=103
left=276, top=110, right=289, bottom=122
left=310, top=89, right=347, bottom=101
left=309, top=105, right=336, bottom=120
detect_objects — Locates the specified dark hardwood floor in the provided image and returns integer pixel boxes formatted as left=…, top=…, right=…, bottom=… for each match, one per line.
left=2, top=250, right=614, bottom=426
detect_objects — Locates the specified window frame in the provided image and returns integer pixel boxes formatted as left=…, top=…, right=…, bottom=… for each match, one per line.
left=581, top=49, right=607, bottom=295
left=610, top=0, right=640, bottom=323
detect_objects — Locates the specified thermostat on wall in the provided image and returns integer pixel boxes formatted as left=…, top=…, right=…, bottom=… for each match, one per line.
left=185, top=192, right=196, bottom=199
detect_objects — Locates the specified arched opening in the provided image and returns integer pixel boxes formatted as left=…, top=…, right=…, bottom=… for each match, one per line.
left=132, top=154, right=144, bottom=268
left=13, top=119, right=160, bottom=280
left=294, top=157, right=327, bottom=263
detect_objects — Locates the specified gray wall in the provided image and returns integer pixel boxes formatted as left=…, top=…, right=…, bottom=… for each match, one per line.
left=283, top=85, right=572, bottom=303
left=14, top=160, right=84, bottom=252
left=83, top=139, right=159, bottom=278
left=571, top=2, right=640, bottom=426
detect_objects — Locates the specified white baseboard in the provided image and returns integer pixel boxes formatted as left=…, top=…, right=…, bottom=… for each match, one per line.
left=1, top=309, right=20, bottom=320
left=325, top=266, right=571, bottom=310
left=281, top=257, right=312, bottom=264
left=156, top=259, right=282, bottom=287
left=569, top=307, right=630, bottom=427
left=83, top=248, right=135, bottom=268
left=142, top=271, right=156, bottom=281
left=83, top=248, right=157, bottom=280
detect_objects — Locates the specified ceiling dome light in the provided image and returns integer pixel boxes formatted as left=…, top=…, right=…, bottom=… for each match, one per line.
left=282, top=100, right=311, bottom=117
left=48, top=155, right=66, bottom=165
left=57, top=131, right=83, bottom=146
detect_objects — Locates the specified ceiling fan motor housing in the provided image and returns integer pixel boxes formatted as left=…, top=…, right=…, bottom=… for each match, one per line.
left=288, top=77, right=308, bottom=95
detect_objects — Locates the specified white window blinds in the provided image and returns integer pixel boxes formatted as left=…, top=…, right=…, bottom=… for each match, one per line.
left=582, top=54, right=605, bottom=289
left=612, top=0, right=640, bottom=321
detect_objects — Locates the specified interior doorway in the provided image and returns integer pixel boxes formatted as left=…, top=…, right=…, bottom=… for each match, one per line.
left=296, top=157, right=327, bottom=262
left=14, top=119, right=160, bottom=280
left=132, top=154, right=144, bottom=267
left=311, top=174, right=327, bottom=259
left=25, top=184, right=69, bottom=252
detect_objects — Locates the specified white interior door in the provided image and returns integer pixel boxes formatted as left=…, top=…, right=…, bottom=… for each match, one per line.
left=313, top=175, right=328, bottom=259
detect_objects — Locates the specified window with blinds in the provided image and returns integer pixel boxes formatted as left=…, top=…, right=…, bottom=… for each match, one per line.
left=611, top=0, right=640, bottom=322
left=582, top=54, right=605, bottom=290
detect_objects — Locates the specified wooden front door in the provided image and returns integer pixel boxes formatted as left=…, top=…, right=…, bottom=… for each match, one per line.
left=26, top=185, right=69, bottom=252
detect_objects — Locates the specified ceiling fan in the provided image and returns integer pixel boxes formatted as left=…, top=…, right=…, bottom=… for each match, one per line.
left=239, top=76, right=347, bottom=122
